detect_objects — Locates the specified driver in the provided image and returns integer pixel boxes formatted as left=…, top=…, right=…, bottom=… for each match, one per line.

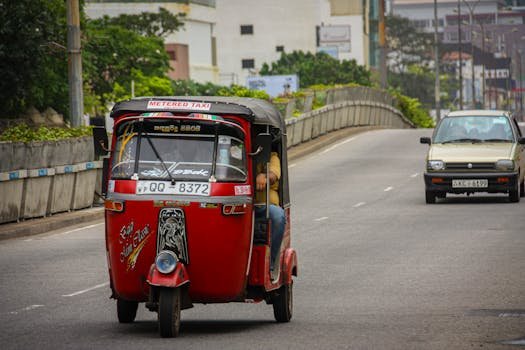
left=255, top=151, right=285, bottom=271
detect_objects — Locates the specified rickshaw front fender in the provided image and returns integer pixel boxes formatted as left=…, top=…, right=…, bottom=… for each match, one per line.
left=147, top=263, right=190, bottom=289
left=282, top=248, right=298, bottom=285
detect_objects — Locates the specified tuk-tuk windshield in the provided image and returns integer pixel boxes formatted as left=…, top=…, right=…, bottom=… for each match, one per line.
left=111, top=118, right=247, bottom=182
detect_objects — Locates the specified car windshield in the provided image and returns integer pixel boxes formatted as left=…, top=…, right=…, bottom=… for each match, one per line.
left=433, top=116, right=514, bottom=144
left=111, top=118, right=247, bottom=182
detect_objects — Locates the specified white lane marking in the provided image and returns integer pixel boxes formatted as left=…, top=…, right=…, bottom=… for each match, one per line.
left=9, top=304, right=44, bottom=315
left=384, top=186, right=394, bottom=192
left=62, top=282, right=109, bottom=297
left=289, top=163, right=297, bottom=168
left=353, top=202, right=366, bottom=208
left=24, top=239, right=33, bottom=242
left=51, top=223, right=104, bottom=237
left=314, top=216, right=328, bottom=222
left=320, top=137, right=357, bottom=154
left=410, top=173, right=419, bottom=178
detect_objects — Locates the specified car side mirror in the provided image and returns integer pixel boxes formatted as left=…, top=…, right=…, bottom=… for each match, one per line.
left=518, top=137, right=525, bottom=145
left=251, top=133, right=272, bottom=163
left=420, top=137, right=431, bottom=145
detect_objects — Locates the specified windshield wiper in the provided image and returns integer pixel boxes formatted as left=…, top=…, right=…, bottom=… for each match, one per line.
left=141, top=121, right=176, bottom=184
left=441, top=138, right=483, bottom=144
left=483, top=138, right=512, bottom=143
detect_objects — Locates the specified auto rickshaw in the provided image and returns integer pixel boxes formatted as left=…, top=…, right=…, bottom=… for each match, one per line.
left=94, top=96, right=298, bottom=337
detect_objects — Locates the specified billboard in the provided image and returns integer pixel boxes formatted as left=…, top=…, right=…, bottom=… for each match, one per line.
left=246, top=75, right=299, bottom=97
left=319, top=25, right=351, bottom=53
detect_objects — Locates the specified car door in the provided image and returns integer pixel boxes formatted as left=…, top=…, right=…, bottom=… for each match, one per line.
left=511, top=117, right=525, bottom=181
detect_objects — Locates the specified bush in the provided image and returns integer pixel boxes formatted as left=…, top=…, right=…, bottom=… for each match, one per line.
left=0, top=123, right=93, bottom=142
left=390, top=90, right=435, bottom=128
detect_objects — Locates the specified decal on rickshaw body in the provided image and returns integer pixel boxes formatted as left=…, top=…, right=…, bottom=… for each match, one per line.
left=118, top=221, right=151, bottom=271
left=234, top=185, right=251, bottom=196
left=157, top=208, right=189, bottom=264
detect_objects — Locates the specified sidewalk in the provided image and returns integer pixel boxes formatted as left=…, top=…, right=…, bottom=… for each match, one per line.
left=0, top=126, right=378, bottom=241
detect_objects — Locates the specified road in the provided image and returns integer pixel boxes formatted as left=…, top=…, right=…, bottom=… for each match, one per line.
left=1, top=128, right=525, bottom=349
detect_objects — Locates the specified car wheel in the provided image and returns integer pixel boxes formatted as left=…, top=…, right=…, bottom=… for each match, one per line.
left=520, top=179, right=525, bottom=198
left=425, top=190, right=436, bottom=204
left=510, top=180, right=520, bottom=203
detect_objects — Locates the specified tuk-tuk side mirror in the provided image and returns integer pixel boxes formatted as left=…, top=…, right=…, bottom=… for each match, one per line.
left=420, top=137, right=431, bottom=145
left=92, top=126, right=109, bottom=157
left=518, top=137, right=525, bottom=145
left=251, top=133, right=272, bottom=163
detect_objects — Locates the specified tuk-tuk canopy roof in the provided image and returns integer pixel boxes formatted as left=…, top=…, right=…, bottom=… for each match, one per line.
left=110, top=96, right=285, bottom=130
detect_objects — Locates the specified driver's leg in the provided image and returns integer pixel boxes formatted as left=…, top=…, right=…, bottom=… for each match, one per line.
left=269, top=204, right=285, bottom=269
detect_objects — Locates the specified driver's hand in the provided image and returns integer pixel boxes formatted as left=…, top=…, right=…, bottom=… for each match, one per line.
left=256, top=173, right=266, bottom=191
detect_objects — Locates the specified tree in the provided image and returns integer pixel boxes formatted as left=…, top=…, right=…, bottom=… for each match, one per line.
left=92, top=7, right=185, bottom=38
left=83, top=8, right=185, bottom=111
left=386, top=15, right=433, bottom=73
left=260, top=51, right=371, bottom=88
left=0, top=0, right=69, bottom=117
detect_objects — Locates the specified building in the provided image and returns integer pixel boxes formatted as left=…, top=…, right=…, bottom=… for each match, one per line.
left=215, top=0, right=370, bottom=86
left=85, top=0, right=219, bottom=84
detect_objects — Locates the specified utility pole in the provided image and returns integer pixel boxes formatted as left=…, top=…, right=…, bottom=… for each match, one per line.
left=457, top=0, right=463, bottom=110
left=67, top=0, right=83, bottom=127
left=434, top=0, right=441, bottom=119
left=379, top=0, right=387, bottom=89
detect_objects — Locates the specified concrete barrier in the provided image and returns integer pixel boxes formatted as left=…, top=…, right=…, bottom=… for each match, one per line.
left=22, top=168, right=55, bottom=219
left=0, top=170, right=27, bottom=223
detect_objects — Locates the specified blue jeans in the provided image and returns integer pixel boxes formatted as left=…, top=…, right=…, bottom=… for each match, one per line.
left=255, top=205, right=286, bottom=268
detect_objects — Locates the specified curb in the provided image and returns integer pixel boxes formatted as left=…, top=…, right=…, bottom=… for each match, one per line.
left=0, top=126, right=381, bottom=241
left=0, top=207, right=104, bottom=241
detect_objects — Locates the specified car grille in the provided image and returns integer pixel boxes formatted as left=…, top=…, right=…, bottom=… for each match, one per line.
left=157, top=208, right=189, bottom=264
left=445, top=162, right=495, bottom=171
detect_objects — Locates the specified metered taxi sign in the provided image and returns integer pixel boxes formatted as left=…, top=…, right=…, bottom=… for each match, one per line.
left=146, top=100, right=211, bottom=111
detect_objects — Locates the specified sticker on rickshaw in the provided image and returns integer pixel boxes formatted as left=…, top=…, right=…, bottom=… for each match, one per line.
left=153, top=200, right=191, bottom=207
left=146, top=101, right=211, bottom=111
left=234, top=185, right=251, bottom=196
left=136, top=181, right=210, bottom=196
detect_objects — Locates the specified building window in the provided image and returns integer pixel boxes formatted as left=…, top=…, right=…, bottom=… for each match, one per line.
left=276, top=45, right=284, bottom=52
left=242, top=59, right=255, bottom=69
left=240, top=25, right=253, bottom=35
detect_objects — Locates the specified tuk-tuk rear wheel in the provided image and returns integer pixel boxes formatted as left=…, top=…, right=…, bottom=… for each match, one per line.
left=117, top=299, right=138, bottom=323
left=158, top=287, right=181, bottom=338
left=273, top=282, right=293, bottom=323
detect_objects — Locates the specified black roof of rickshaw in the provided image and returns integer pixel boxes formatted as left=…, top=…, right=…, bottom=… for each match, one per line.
left=110, top=96, right=285, bottom=130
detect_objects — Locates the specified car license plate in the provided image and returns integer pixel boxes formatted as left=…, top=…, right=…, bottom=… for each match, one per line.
left=136, top=181, right=210, bottom=196
left=452, top=179, right=488, bottom=188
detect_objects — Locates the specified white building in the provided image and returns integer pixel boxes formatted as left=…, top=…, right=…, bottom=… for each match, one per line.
left=85, top=1, right=219, bottom=84
left=215, top=0, right=368, bottom=86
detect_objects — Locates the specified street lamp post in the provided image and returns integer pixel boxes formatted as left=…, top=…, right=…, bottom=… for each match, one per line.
left=457, top=0, right=463, bottom=109
left=434, top=0, right=441, bottom=119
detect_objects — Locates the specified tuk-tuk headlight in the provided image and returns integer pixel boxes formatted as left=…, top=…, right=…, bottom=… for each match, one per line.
left=495, top=159, right=515, bottom=171
left=155, top=250, right=178, bottom=274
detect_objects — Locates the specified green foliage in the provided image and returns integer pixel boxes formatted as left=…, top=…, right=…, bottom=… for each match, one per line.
left=171, top=79, right=224, bottom=96
left=0, top=0, right=69, bottom=117
left=93, top=7, right=185, bottom=37
left=260, top=51, right=372, bottom=88
left=217, top=85, right=270, bottom=100
left=107, top=69, right=174, bottom=102
left=0, top=123, right=93, bottom=142
left=83, top=20, right=172, bottom=108
left=389, top=89, right=435, bottom=128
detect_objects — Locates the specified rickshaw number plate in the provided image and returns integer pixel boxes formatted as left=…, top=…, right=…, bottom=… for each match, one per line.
left=136, top=181, right=210, bottom=196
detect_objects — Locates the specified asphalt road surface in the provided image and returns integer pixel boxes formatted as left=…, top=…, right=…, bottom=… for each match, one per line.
left=1, top=129, right=525, bottom=349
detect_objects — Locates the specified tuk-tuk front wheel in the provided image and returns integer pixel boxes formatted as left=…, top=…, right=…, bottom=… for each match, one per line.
left=273, top=282, right=293, bottom=323
left=158, top=287, right=181, bottom=338
left=117, top=299, right=138, bottom=323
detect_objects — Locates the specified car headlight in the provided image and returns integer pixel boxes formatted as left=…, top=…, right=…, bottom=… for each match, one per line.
left=495, top=159, right=515, bottom=171
left=155, top=250, right=178, bottom=274
left=427, top=160, right=445, bottom=171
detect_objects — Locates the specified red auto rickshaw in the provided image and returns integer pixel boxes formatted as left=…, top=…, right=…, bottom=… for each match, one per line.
left=95, top=96, right=298, bottom=337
